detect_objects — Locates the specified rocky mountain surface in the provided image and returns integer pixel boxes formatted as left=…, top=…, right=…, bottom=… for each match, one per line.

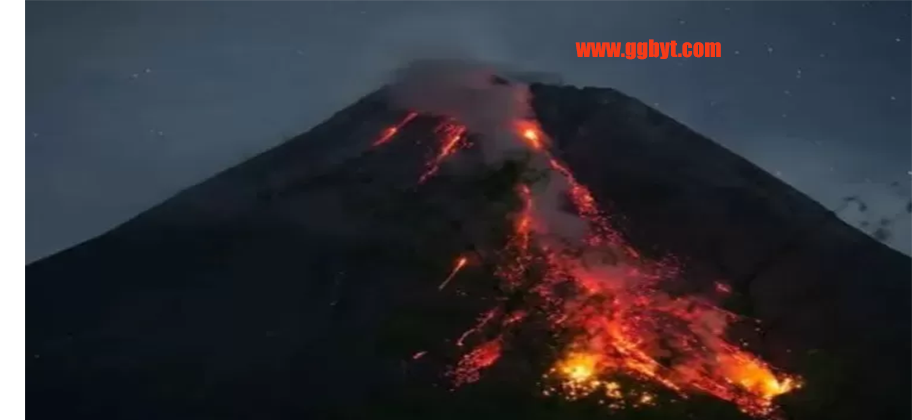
left=27, top=82, right=910, bottom=420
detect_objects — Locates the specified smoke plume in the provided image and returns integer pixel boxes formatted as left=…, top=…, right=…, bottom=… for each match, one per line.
left=389, top=59, right=531, bottom=162
left=388, top=59, right=587, bottom=242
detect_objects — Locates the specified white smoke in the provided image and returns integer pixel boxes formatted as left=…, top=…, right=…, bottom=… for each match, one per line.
left=388, top=59, right=588, bottom=243
left=388, top=59, right=532, bottom=164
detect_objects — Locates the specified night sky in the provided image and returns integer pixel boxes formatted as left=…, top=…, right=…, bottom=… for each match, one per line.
left=26, top=1, right=911, bottom=262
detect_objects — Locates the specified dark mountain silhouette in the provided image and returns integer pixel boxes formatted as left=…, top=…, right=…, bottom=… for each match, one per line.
left=27, top=82, right=910, bottom=420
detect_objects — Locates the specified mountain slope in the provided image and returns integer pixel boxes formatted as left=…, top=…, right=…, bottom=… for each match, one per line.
left=27, top=82, right=910, bottom=420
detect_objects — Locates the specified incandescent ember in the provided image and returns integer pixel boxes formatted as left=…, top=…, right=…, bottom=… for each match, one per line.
left=376, top=93, right=800, bottom=418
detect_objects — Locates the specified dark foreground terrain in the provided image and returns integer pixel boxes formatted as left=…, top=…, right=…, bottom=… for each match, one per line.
left=27, top=83, right=911, bottom=420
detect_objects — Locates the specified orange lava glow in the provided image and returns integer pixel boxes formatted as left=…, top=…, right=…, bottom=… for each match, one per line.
left=449, top=337, right=503, bottom=387
left=438, top=256, right=469, bottom=291
left=406, top=111, right=801, bottom=418
left=418, top=121, right=468, bottom=184
left=373, top=112, right=418, bottom=147
left=515, top=120, right=545, bottom=150
left=558, top=352, right=600, bottom=383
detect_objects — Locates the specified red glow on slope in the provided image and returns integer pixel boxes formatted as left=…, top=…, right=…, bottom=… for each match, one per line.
left=373, top=112, right=418, bottom=147
left=515, top=120, right=545, bottom=150
left=418, top=121, right=468, bottom=184
left=404, top=111, right=800, bottom=418
left=438, top=256, right=469, bottom=291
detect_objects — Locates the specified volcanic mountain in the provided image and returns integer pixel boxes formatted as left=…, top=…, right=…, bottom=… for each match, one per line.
left=27, top=72, right=910, bottom=420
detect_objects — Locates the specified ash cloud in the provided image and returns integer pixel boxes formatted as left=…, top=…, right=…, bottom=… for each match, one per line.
left=388, top=59, right=533, bottom=164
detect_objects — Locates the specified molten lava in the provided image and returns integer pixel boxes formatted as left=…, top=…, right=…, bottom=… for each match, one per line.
left=402, top=106, right=800, bottom=418
left=716, top=281, right=733, bottom=295
left=558, top=352, right=600, bottom=383
left=373, top=112, right=418, bottom=147
left=438, top=256, right=469, bottom=291
left=516, top=120, right=544, bottom=150
left=418, top=120, right=468, bottom=184
left=449, top=337, right=503, bottom=387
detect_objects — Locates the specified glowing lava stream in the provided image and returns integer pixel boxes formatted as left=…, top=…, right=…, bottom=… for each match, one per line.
left=418, top=121, right=468, bottom=184
left=407, top=114, right=800, bottom=418
left=373, top=111, right=418, bottom=147
left=438, top=256, right=468, bottom=291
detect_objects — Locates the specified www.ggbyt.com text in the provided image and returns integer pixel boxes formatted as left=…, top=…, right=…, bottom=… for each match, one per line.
left=576, top=41, right=721, bottom=59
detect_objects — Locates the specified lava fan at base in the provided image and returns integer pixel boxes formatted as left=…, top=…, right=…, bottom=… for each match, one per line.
left=374, top=74, right=801, bottom=418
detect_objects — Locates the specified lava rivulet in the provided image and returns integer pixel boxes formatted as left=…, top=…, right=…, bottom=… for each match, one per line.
left=418, top=120, right=469, bottom=184
left=373, top=111, right=418, bottom=147
left=401, top=107, right=799, bottom=417
left=438, top=256, right=469, bottom=291
left=449, top=337, right=504, bottom=388
left=516, top=120, right=546, bottom=151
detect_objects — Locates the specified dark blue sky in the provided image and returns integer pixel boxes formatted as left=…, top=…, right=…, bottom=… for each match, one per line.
left=26, top=2, right=911, bottom=261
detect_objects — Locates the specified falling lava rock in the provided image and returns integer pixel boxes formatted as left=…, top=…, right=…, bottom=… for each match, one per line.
left=27, top=83, right=910, bottom=420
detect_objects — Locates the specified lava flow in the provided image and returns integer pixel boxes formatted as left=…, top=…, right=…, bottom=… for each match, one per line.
left=400, top=106, right=800, bottom=417
left=373, top=111, right=418, bottom=147
left=438, top=256, right=469, bottom=291
left=418, top=120, right=468, bottom=184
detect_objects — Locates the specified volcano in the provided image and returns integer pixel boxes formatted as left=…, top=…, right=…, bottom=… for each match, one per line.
left=27, top=74, right=910, bottom=420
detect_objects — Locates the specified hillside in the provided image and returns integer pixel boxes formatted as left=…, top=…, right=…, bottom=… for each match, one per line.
left=27, top=75, right=910, bottom=420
